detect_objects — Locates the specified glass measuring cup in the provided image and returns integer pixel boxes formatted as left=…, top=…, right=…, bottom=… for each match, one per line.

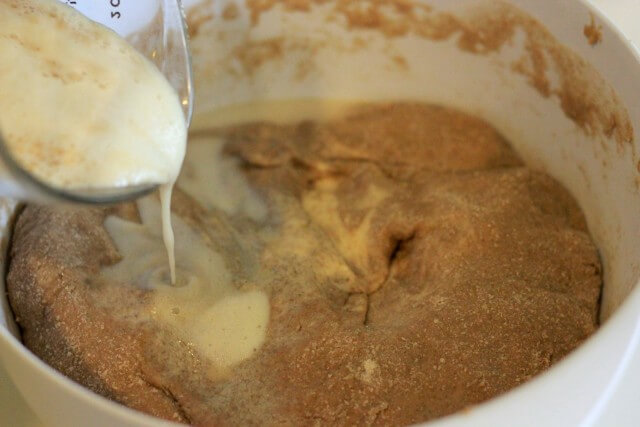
left=0, top=0, right=193, bottom=204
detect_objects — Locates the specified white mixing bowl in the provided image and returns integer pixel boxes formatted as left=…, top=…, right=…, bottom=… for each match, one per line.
left=2, top=0, right=640, bottom=425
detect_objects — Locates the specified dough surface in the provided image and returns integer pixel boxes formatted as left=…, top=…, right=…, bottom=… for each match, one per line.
left=7, top=103, right=601, bottom=425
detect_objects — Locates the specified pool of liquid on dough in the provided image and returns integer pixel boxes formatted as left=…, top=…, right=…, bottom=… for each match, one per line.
left=103, top=194, right=270, bottom=368
left=101, top=99, right=363, bottom=367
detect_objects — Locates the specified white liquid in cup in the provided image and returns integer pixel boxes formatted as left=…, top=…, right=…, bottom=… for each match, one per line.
left=0, top=0, right=187, bottom=283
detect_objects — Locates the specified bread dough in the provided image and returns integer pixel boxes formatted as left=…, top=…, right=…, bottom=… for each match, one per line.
left=7, top=102, right=601, bottom=425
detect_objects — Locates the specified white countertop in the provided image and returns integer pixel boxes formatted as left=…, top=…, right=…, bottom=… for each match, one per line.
left=0, top=1, right=639, bottom=426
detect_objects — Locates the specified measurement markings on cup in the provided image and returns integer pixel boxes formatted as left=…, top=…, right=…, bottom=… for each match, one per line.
left=61, top=0, right=122, bottom=20
left=110, top=0, right=121, bottom=19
